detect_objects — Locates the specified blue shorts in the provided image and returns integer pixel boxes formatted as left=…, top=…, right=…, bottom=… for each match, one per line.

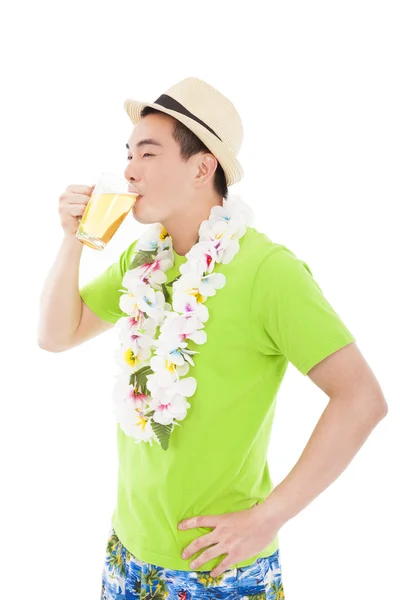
left=100, top=526, right=285, bottom=599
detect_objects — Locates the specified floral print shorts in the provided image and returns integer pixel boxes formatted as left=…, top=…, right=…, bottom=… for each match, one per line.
left=100, top=526, right=285, bottom=600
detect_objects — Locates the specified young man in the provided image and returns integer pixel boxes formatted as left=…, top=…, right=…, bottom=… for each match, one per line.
left=38, top=77, right=388, bottom=600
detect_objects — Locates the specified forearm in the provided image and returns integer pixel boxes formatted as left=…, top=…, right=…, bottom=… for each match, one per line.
left=261, top=393, right=387, bottom=528
left=37, top=234, right=84, bottom=350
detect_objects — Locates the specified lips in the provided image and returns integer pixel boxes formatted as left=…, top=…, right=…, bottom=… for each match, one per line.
left=129, top=189, right=142, bottom=203
left=128, top=185, right=141, bottom=194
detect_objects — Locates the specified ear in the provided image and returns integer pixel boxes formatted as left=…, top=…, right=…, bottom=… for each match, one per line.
left=195, top=153, right=218, bottom=187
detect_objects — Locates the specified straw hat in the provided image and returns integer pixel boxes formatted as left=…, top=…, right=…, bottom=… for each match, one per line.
left=124, top=77, right=244, bottom=186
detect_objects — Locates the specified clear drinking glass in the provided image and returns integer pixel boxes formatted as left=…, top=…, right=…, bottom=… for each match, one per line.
left=76, top=172, right=138, bottom=250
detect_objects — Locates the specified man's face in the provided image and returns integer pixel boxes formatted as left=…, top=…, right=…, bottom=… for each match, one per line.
left=125, top=112, right=201, bottom=225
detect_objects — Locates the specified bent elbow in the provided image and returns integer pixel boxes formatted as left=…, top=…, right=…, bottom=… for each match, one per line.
left=37, top=337, right=69, bottom=353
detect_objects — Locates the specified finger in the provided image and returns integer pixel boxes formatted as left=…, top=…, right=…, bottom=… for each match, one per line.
left=210, top=555, right=231, bottom=578
left=68, top=204, right=88, bottom=217
left=66, top=184, right=94, bottom=195
left=67, top=194, right=92, bottom=205
left=179, top=516, right=218, bottom=530
left=59, top=193, right=90, bottom=206
left=189, top=544, right=223, bottom=570
left=182, top=532, right=215, bottom=560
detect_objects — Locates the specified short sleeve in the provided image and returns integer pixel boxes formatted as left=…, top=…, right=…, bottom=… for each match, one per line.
left=79, top=239, right=138, bottom=324
left=250, top=246, right=356, bottom=376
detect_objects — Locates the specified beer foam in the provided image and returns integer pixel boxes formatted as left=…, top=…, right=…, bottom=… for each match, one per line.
left=95, top=182, right=120, bottom=194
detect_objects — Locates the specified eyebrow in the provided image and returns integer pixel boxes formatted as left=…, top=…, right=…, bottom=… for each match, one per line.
left=126, top=139, right=163, bottom=150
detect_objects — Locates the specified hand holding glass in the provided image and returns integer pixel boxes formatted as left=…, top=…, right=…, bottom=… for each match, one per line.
left=76, top=172, right=138, bottom=250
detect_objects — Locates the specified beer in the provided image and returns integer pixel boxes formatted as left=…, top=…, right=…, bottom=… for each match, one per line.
left=76, top=192, right=138, bottom=250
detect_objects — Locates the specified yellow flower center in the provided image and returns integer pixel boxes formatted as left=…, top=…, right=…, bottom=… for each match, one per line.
left=187, top=288, right=204, bottom=303
left=124, top=349, right=139, bottom=367
left=165, top=360, right=175, bottom=372
left=160, top=226, right=168, bottom=241
left=136, top=413, right=148, bottom=431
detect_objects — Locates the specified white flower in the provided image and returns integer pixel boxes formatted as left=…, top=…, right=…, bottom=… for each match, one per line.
left=150, top=393, right=190, bottom=425
left=112, top=379, right=148, bottom=412
left=118, top=327, right=155, bottom=353
left=137, top=287, right=165, bottom=321
left=208, top=197, right=254, bottom=231
left=154, top=340, right=199, bottom=367
left=149, top=355, right=179, bottom=386
left=136, top=223, right=169, bottom=253
left=182, top=328, right=207, bottom=345
left=113, top=404, right=156, bottom=443
left=198, top=272, right=226, bottom=297
left=219, top=237, right=241, bottom=264
left=172, top=291, right=209, bottom=323
left=148, top=354, right=190, bottom=386
left=115, top=313, right=144, bottom=331
left=157, top=312, right=207, bottom=345
left=111, top=377, right=156, bottom=442
left=117, top=314, right=158, bottom=346
left=179, top=242, right=218, bottom=276
left=121, top=271, right=150, bottom=296
left=115, top=343, right=152, bottom=373
left=148, top=376, right=197, bottom=425
left=119, top=292, right=141, bottom=318
left=199, top=204, right=246, bottom=264
left=225, top=195, right=256, bottom=227
left=134, top=250, right=174, bottom=287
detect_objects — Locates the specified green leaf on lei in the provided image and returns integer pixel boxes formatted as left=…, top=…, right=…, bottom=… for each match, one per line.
left=151, top=420, right=173, bottom=450
left=129, top=365, right=153, bottom=395
left=129, top=250, right=157, bottom=270
left=161, top=282, right=171, bottom=304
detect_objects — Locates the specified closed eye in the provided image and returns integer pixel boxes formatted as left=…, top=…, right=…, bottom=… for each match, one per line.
left=126, top=154, right=154, bottom=160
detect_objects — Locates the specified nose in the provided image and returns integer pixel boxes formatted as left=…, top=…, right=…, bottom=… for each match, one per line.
left=124, top=171, right=137, bottom=185
left=124, top=156, right=142, bottom=186
left=124, top=166, right=135, bottom=183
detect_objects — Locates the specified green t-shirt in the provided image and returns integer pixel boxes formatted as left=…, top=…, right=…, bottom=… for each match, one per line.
left=80, top=226, right=355, bottom=571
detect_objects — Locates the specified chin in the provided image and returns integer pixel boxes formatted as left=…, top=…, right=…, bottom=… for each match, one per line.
left=131, top=200, right=161, bottom=225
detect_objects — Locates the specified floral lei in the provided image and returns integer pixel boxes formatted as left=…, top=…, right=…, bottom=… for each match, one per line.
left=112, top=195, right=254, bottom=450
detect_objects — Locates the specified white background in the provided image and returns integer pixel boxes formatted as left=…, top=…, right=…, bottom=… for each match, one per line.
left=1, top=1, right=399, bottom=598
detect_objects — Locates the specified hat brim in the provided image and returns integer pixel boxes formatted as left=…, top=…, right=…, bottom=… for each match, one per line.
left=124, top=98, right=243, bottom=187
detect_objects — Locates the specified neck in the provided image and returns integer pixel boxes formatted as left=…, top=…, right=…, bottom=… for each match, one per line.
left=163, top=193, right=224, bottom=256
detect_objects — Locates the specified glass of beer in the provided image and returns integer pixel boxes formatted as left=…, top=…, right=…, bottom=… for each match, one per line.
left=76, top=172, right=138, bottom=250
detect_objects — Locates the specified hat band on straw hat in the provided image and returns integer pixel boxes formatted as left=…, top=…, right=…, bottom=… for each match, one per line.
left=154, top=94, right=222, bottom=142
